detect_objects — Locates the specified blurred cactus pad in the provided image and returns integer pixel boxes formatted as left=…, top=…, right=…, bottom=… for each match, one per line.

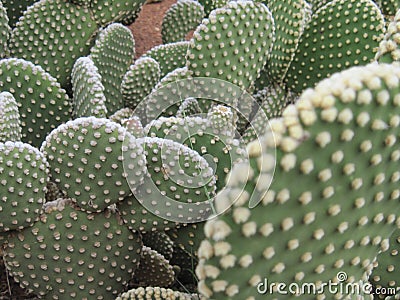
left=0, top=0, right=400, bottom=299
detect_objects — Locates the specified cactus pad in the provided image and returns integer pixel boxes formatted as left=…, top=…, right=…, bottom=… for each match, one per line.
left=197, top=63, right=400, bottom=299
left=71, top=56, right=108, bottom=118
left=285, top=0, right=386, bottom=93
left=0, top=141, right=48, bottom=232
left=0, top=58, right=71, bottom=147
left=121, top=57, right=161, bottom=110
left=161, top=0, right=205, bottom=44
left=3, top=198, right=142, bottom=298
left=116, top=286, right=198, bottom=300
left=9, top=0, right=98, bottom=89
left=0, top=91, right=21, bottom=142
left=375, top=9, right=400, bottom=64
left=40, top=117, right=146, bottom=212
left=90, top=23, right=135, bottom=114
left=186, top=0, right=275, bottom=90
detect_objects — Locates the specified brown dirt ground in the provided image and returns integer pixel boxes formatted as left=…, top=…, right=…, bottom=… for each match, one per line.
left=129, top=0, right=178, bottom=58
left=0, top=1, right=177, bottom=299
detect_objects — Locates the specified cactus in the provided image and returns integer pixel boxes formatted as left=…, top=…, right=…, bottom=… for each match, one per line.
left=71, top=56, right=108, bottom=118
left=0, top=0, right=10, bottom=58
left=119, top=136, right=217, bottom=232
left=110, top=107, right=136, bottom=124
left=116, top=286, right=199, bottom=300
left=370, top=227, right=400, bottom=298
left=3, top=198, right=143, bottom=299
left=375, top=8, right=400, bottom=64
left=40, top=117, right=146, bottom=212
left=9, top=0, right=99, bottom=90
left=285, top=0, right=386, bottom=94
left=0, top=58, right=71, bottom=148
left=374, top=0, right=399, bottom=17
left=0, top=141, right=49, bottom=232
left=90, top=0, right=145, bottom=26
left=161, top=0, right=205, bottom=44
left=90, top=23, right=135, bottom=115
left=121, top=56, right=161, bottom=110
left=144, top=41, right=190, bottom=79
left=0, top=91, right=21, bottom=142
left=142, top=231, right=174, bottom=261
left=262, top=0, right=312, bottom=83
left=197, top=63, right=400, bottom=299
left=133, top=246, right=176, bottom=287
left=186, top=0, right=275, bottom=91
left=176, top=97, right=203, bottom=118
left=2, top=0, right=36, bottom=28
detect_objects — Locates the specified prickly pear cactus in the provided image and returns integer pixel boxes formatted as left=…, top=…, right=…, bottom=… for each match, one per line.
left=40, top=117, right=146, bottom=212
left=121, top=56, right=161, bottom=110
left=0, top=0, right=10, bottom=58
left=375, top=8, right=400, bottom=64
left=91, top=0, right=145, bottom=26
left=176, top=97, right=202, bottom=118
left=0, top=58, right=71, bottom=148
left=374, top=0, right=399, bottom=17
left=161, top=0, right=205, bottom=44
left=133, top=246, right=176, bottom=287
left=142, top=231, right=174, bottom=261
left=71, top=56, right=108, bottom=118
left=186, top=0, right=275, bottom=90
left=285, top=0, right=386, bottom=94
left=90, top=23, right=135, bottom=114
left=197, top=63, right=400, bottom=299
left=262, top=0, right=311, bottom=83
left=0, top=91, right=21, bottom=142
left=0, top=141, right=48, bottom=232
left=2, top=0, right=36, bottom=27
left=3, top=198, right=143, bottom=299
left=119, top=136, right=217, bottom=232
left=144, top=41, right=190, bottom=79
left=116, top=286, right=199, bottom=300
left=370, top=227, right=400, bottom=298
left=9, top=0, right=98, bottom=89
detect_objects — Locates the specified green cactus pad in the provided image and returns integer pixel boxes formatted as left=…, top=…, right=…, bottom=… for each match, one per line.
left=197, top=63, right=400, bottom=299
left=0, top=58, right=71, bottom=148
left=133, top=246, right=176, bottom=287
left=285, top=0, right=386, bottom=93
left=0, top=141, right=48, bottom=232
left=119, top=136, right=217, bottom=231
left=176, top=97, right=203, bottom=118
left=2, top=0, right=36, bottom=28
left=40, top=117, right=146, bottom=212
left=142, top=231, right=174, bottom=261
left=0, top=0, right=10, bottom=58
left=90, top=23, right=135, bottom=115
left=121, top=56, right=161, bottom=110
left=3, top=198, right=142, bottom=299
left=370, top=227, right=400, bottom=297
left=91, top=0, right=145, bottom=26
left=198, top=0, right=228, bottom=16
left=143, top=41, right=189, bottom=79
left=186, top=0, right=274, bottom=90
left=0, top=91, right=21, bottom=142
left=68, top=0, right=92, bottom=6
left=263, top=0, right=311, bottom=83
left=167, top=223, right=205, bottom=285
left=110, top=107, right=135, bottom=124
left=9, top=0, right=98, bottom=90
left=71, top=56, right=108, bottom=118
left=116, top=286, right=198, bottom=300
left=161, top=0, right=205, bottom=44
left=144, top=115, right=246, bottom=192
left=375, top=9, right=400, bottom=64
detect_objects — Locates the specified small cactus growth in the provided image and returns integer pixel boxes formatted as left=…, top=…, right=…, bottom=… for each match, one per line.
left=0, top=0, right=399, bottom=299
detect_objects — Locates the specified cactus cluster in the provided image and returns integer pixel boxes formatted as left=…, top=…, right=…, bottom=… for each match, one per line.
left=0, top=0, right=399, bottom=299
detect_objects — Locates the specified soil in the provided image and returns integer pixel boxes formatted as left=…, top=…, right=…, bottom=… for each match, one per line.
left=0, top=1, right=178, bottom=299
left=129, top=0, right=178, bottom=58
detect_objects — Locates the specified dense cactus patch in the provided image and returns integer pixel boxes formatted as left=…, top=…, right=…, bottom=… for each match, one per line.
left=0, top=0, right=399, bottom=299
